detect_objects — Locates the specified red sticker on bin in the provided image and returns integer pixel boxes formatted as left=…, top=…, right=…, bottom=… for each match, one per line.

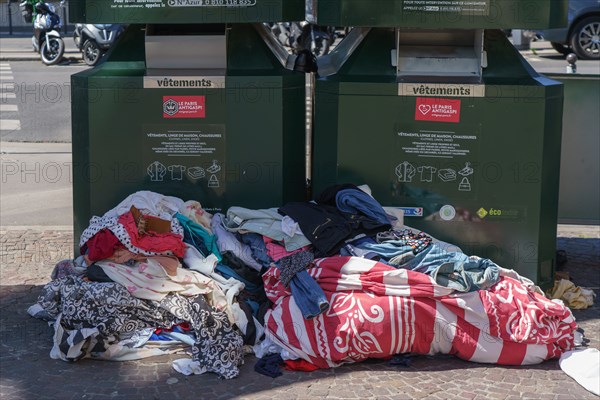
left=415, top=97, right=461, bottom=123
left=163, top=96, right=205, bottom=119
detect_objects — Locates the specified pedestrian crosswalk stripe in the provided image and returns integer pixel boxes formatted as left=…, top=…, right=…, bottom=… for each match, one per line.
left=0, top=63, right=20, bottom=131
left=0, top=104, right=18, bottom=112
left=0, top=120, right=21, bottom=130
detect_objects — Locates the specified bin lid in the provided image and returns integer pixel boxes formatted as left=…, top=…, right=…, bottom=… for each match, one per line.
left=307, top=0, right=567, bottom=29
left=315, top=29, right=563, bottom=99
left=70, top=0, right=304, bottom=24
left=145, top=24, right=227, bottom=70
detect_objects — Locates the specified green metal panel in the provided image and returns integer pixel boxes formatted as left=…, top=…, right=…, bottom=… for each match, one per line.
left=69, top=0, right=304, bottom=24
left=308, top=0, right=567, bottom=29
left=547, top=74, right=600, bottom=224
left=72, top=24, right=306, bottom=247
left=313, top=29, right=563, bottom=288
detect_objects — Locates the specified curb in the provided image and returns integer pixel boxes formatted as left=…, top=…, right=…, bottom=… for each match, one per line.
left=0, top=225, right=73, bottom=232
left=0, top=56, right=43, bottom=61
left=0, top=55, right=83, bottom=63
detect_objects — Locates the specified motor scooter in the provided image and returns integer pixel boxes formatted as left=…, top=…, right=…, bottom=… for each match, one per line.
left=29, top=2, right=65, bottom=66
left=73, top=23, right=125, bottom=66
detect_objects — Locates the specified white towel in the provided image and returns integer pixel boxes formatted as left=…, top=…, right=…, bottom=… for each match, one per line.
left=559, top=348, right=600, bottom=395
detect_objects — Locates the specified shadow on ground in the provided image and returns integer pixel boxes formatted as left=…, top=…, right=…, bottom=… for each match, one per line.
left=0, top=233, right=598, bottom=399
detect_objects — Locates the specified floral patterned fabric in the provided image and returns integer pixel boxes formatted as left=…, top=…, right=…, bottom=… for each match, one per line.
left=28, top=276, right=244, bottom=379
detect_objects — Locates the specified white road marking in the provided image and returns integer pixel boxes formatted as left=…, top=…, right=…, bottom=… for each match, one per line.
left=0, top=104, right=18, bottom=112
left=0, top=120, right=21, bottom=130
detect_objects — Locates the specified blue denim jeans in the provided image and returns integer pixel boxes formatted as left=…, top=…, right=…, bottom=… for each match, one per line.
left=288, top=270, right=329, bottom=319
left=242, top=233, right=329, bottom=318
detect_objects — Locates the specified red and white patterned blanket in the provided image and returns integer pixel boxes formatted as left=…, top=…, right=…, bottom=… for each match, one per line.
left=263, top=257, right=577, bottom=368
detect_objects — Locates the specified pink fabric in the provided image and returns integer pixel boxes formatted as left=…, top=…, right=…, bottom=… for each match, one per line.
left=118, top=212, right=186, bottom=258
left=263, top=237, right=311, bottom=262
left=150, top=255, right=180, bottom=276
left=105, top=248, right=148, bottom=264
left=263, top=256, right=577, bottom=369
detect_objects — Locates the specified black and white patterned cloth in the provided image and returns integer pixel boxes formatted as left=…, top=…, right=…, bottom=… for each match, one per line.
left=278, top=251, right=315, bottom=287
left=28, top=276, right=244, bottom=379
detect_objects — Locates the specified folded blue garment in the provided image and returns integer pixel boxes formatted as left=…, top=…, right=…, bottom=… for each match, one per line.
left=336, top=188, right=390, bottom=225
left=288, top=270, right=329, bottom=319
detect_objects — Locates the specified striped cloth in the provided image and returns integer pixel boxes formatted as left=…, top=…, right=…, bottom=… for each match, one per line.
left=263, top=256, right=577, bottom=368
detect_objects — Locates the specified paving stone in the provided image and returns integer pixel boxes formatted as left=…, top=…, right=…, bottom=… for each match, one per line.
left=0, top=226, right=598, bottom=399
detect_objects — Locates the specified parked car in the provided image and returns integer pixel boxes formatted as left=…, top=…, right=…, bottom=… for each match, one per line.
left=537, top=0, right=600, bottom=60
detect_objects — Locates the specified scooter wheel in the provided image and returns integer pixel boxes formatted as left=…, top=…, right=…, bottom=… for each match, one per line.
left=40, top=38, right=65, bottom=66
left=82, top=40, right=102, bottom=66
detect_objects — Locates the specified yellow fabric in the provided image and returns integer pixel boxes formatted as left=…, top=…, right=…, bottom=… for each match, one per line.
left=547, top=279, right=596, bottom=309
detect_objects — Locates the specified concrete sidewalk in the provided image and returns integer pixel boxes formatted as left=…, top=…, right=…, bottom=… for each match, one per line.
left=0, top=224, right=598, bottom=400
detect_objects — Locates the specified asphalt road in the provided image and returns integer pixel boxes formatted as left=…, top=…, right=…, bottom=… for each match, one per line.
left=527, top=41, right=600, bottom=75
left=0, top=141, right=72, bottom=227
left=0, top=60, right=88, bottom=142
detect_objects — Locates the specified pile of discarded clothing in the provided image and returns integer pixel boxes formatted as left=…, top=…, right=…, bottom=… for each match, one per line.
left=28, top=185, right=580, bottom=379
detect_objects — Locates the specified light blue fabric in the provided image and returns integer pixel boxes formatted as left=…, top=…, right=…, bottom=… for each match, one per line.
left=224, top=207, right=311, bottom=252
left=356, top=242, right=500, bottom=292
left=429, top=257, right=500, bottom=292
left=211, top=214, right=263, bottom=271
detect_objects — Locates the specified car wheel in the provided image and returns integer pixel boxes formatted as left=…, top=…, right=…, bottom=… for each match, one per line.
left=550, top=41, right=571, bottom=55
left=569, top=16, right=600, bottom=60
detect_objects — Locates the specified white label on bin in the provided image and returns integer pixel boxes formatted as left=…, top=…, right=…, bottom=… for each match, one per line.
left=398, top=83, right=485, bottom=98
left=113, top=0, right=258, bottom=8
left=167, top=0, right=257, bottom=7
left=402, top=0, right=490, bottom=16
left=144, top=76, right=225, bottom=89
left=393, top=123, right=481, bottom=200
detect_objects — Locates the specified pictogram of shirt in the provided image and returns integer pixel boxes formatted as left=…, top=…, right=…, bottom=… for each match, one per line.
left=168, top=165, right=186, bottom=181
left=417, top=166, right=437, bottom=182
